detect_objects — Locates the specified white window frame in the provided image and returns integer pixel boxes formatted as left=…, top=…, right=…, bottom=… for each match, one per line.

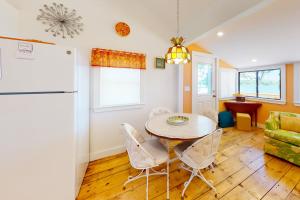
left=238, top=64, right=286, bottom=104
left=294, top=62, right=300, bottom=106
left=219, top=67, right=238, bottom=100
left=91, top=67, right=145, bottom=113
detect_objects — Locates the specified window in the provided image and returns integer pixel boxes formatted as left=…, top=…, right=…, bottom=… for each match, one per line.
left=220, top=68, right=237, bottom=99
left=93, top=67, right=142, bottom=111
left=258, top=69, right=280, bottom=99
left=197, top=63, right=212, bottom=95
left=238, top=66, right=285, bottom=102
left=239, top=71, right=257, bottom=97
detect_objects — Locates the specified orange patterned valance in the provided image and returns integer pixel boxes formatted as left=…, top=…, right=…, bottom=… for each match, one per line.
left=91, top=48, right=146, bottom=69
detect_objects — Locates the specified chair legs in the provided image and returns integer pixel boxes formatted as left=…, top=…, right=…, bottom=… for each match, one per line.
left=165, top=140, right=171, bottom=200
left=146, top=168, right=149, bottom=200
left=167, top=159, right=170, bottom=200
left=123, top=167, right=168, bottom=200
left=182, top=168, right=197, bottom=198
left=197, top=170, right=216, bottom=192
left=123, top=169, right=145, bottom=187
left=180, top=164, right=217, bottom=198
left=209, top=163, right=215, bottom=173
left=124, top=168, right=167, bottom=187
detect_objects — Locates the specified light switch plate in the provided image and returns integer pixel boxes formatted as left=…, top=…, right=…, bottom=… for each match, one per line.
left=184, top=85, right=190, bottom=92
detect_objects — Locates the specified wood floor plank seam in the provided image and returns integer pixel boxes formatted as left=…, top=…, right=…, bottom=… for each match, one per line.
left=286, top=180, right=300, bottom=200
left=82, top=162, right=131, bottom=185
left=220, top=158, right=293, bottom=200
left=262, top=165, right=300, bottom=200
left=259, top=165, right=293, bottom=200
left=81, top=131, right=262, bottom=198
left=286, top=180, right=300, bottom=199
left=150, top=144, right=266, bottom=199
left=192, top=156, right=275, bottom=200
left=150, top=134, right=266, bottom=199
left=79, top=160, right=183, bottom=200
left=89, top=152, right=128, bottom=166
left=99, top=146, right=261, bottom=200
left=77, top=128, right=300, bottom=200
left=193, top=155, right=274, bottom=200
left=81, top=130, right=263, bottom=199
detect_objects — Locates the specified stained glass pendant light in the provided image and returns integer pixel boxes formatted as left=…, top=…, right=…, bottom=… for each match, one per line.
left=165, top=0, right=191, bottom=64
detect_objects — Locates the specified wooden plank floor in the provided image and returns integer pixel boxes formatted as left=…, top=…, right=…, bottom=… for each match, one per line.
left=77, top=128, right=300, bottom=200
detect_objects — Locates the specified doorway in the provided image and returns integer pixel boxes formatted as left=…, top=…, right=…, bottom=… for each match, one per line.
left=192, top=52, right=218, bottom=114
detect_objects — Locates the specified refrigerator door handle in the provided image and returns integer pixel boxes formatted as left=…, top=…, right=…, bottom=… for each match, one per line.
left=0, top=48, right=2, bottom=80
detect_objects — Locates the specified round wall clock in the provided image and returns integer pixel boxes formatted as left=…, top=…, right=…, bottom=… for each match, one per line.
left=115, top=22, right=130, bottom=37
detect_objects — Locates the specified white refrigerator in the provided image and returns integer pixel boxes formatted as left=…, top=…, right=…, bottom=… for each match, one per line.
left=0, top=38, right=89, bottom=200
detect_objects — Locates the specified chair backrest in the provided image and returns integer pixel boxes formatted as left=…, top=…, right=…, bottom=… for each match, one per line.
left=201, top=107, right=218, bottom=123
left=121, top=123, right=155, bottom=169
left=148, top=107, right=172, bottom=120
left=183, top=129, right=223, bottom=168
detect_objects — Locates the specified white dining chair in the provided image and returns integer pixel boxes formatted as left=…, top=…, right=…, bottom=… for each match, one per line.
left=148, top=107, right=173, bottom=148
left=148, top=107, right=172, bottom=120
left=121, top=123, right=169, bottom=200
left=201, top=108, right=218, bottom=123
left=174, top=129, right=223, bottom=198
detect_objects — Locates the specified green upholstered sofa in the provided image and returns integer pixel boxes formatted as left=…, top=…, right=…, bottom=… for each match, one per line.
left=264, top=111, right=300, bottom=166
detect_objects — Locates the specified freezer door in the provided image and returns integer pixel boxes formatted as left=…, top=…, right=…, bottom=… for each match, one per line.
left=0, top=39, right=76, bottom=93
left=0, top=93, right=76, bottom=200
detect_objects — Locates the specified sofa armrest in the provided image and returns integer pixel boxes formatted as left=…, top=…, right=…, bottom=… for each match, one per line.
left=265, top=113, right=279, bottom=130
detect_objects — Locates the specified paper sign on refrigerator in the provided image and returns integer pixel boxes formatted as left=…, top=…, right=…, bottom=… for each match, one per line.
left=16, top=42, right=35, bottom=59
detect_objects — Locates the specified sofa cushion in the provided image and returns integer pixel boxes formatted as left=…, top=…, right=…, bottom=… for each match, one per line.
left=265, top=129, right=300, bottom=147
left=280, top=115, right=300, bottom=133
left=280, top=112, right=300, bottom=118
left=264, top=136, right=300, bottom=166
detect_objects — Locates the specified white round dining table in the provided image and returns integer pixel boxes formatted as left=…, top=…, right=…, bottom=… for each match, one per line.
left=145, top=113, right=217, bottom=200
left=145, top=113, right=217, bottom=140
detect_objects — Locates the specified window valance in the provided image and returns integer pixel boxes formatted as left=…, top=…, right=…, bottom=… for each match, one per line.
left=91, top=48, right=146, bottom=69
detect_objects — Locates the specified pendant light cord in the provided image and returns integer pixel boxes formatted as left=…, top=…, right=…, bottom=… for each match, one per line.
left=177, top=0, right=180, bottom=36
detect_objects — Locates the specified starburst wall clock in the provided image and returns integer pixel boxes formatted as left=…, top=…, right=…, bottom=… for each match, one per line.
left=37, top=3, right=84, bottom=39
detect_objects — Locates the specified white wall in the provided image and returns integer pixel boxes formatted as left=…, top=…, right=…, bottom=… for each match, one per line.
left=17, top=0, right=178, bottom=160
left=0, top=0, right=19, bottom=37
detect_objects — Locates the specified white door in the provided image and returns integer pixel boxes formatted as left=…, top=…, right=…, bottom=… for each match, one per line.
left=0, top=93, right=76, bottom=200
left=192, top=52, right=218, bottom=114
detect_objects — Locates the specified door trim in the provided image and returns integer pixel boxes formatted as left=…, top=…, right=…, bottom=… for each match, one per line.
left=191, top=51, right=219, bottom=113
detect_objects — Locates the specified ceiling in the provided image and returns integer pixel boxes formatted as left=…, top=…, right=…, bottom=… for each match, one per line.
left=6, top=0, right=296, bottom=68
left=6, top=0, right=263, bottom=42
left=115, top=0, right=265, bottom=42
left=195, top=0, right=300, bottom=68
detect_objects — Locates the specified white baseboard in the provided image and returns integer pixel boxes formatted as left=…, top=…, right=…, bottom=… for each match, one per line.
left=90, top=145, right=126, bottom=161
left=257, top=123, right=265, bottom=129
